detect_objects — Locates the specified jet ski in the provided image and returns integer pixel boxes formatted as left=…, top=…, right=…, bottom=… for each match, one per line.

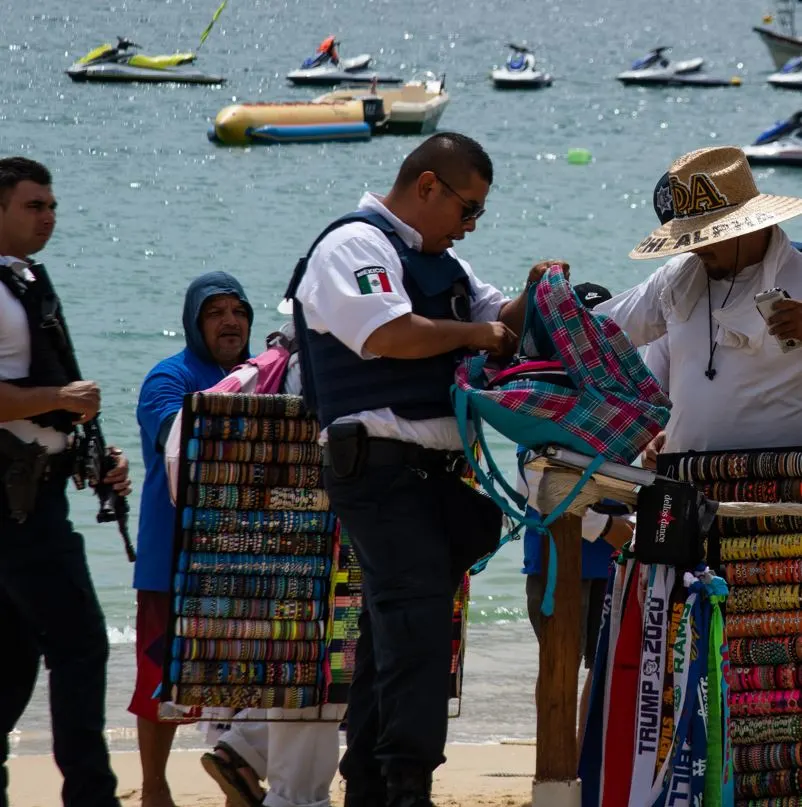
left=744, top=110, right=802, bottom=166
left=491, top=44, right=552, bottom=89
left=67, top=36, right=224, bottom=84
left=768, top=55, right=802, bottom=89
left=286, top=36, right=400, bottom=86
left=616, top=46, right=740, bottom=87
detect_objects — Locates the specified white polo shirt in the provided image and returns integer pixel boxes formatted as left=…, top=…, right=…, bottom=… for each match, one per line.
left=0, top=256, right=68, bottom=453
left=597, top=229, right=802, bottom=454
left=296, top=192, right=509, bottom=450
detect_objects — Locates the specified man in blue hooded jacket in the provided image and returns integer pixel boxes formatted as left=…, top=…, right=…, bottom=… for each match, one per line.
left=130, top=271, right=253, bottom=807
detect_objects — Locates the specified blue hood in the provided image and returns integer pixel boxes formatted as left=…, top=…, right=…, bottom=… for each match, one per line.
left=182, top=271, right=253, bottom=364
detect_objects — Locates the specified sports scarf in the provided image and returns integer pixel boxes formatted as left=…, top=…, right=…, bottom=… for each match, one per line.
left=629, top=564, right=674, bottom=807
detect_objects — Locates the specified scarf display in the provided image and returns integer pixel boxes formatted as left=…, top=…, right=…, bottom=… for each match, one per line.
left=578, top=549, right=730, bottom=807
left=659, top=446, right=802, bottom=804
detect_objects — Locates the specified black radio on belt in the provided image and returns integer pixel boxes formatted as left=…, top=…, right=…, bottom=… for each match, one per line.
left=634, top=478, right=718, bottom=568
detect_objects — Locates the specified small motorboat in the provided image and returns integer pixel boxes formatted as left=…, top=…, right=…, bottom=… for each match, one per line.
left=491, top=44, right=552, bottom=89
left=616, top=46, right=740, bottom=87
left=317, top=73, right=450, bottom=134
left=744, top=110, right=802, bottom=166
left=286, top=36, right=400, bottom=86
left=207, top=74, right=449, bottom=145
left=753, top=1, right=802, bottom=69
left=768, top=55, right=802, bottom=88
left=66, top=36, right=224, bottom=84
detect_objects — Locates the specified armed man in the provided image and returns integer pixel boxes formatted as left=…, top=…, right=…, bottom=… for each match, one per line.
left=0, top=157, right=131, bottom=807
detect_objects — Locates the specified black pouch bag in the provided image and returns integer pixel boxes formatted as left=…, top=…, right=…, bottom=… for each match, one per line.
left=634, top=478, right=718, bottom=568
left=443, top=476, right=503, bottom=577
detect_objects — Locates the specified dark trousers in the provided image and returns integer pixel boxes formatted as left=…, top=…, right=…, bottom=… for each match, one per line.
left=0, top=478, right=119, bottom=807
left=324, top=456, right=499, bottom=788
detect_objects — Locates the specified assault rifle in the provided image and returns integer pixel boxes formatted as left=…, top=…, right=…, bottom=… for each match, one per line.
left=31, top=263, right=136, bottom=562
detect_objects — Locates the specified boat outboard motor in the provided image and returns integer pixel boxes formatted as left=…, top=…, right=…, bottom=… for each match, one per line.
left=360, top=97, right=386, bottom=129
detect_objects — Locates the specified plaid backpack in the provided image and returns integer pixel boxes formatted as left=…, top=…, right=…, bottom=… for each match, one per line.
left=452, top=267, right=671, bottom=610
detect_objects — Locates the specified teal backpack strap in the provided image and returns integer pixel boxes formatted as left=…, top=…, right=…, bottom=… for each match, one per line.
left=452, top=385, right=546, bottom=532
left=536, top=454, right=606, bottom=616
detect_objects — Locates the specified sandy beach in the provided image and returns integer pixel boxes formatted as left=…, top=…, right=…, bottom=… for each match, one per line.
left=8, top=743, right=535, bottom=807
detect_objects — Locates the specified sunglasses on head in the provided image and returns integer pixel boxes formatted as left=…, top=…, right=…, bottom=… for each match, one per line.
left=434, top=174, right=486, bottom=222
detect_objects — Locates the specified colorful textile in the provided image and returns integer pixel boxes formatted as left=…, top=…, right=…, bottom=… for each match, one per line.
left=720, top=518, right=802, bottom=538
left=192, top=484, right=330, bottom=512
left=736, top=769, right=802, bottom=798
left=729, top=585, right=802, bottom=613
left=187, top=438, right=323, bottom=465
left=175, top=684, right=319, bottom=709
left=188, top=461, right=322, bottom=488
left=179, top=552, right=331, bottom=578
left=671, top=451, right=802, bottom=483
left=724, top=561, right=802, bottom=586
left=175, top=616, right=326, bottom=641
left=734, top=743, right=802, bottom=773
left=177, top=596, right=324, bottom=621
left=705, top=480, right=802, bottom=504
left=193, top=415, right=319, bottom=444
left=175, top=572, right=327, bottom=600
left=188, top=532, right=332, bottom=557
left=730, top=638, right=802, bottom=666
left=727, top=611, right=802, bottom=638
left=186, top=509, right=337, bottom=535
left=190, top=392, right=307, bottom=418
left=735, top=798, right=802, bottom=806
left=171, top=660, right=321, bottom=687
left=172, top=637, right=327, bottom=662
left=730, top=665, right=802, bottom=692
left=731, top=716, right=802, bottom=745
left=730, top=690, right=802, bottom=717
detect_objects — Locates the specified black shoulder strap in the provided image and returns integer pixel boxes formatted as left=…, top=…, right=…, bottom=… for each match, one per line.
left=284, top=211, right=399, bottom=300
left=0, top=264, right=30, bottom=301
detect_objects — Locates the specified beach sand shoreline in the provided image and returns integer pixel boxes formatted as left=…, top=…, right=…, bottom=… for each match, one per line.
left=8, top=743, right=536, bottom=807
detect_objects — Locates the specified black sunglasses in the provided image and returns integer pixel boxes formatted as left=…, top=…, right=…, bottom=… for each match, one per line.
left=435, top=174, right=486, bottom=222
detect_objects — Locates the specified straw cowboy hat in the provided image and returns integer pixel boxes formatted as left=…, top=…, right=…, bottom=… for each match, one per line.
left=630, top=145, right=802, bottom=260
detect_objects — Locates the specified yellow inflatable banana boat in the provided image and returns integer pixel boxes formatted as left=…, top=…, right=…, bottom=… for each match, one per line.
left=209, top=97, right=385, bottom=145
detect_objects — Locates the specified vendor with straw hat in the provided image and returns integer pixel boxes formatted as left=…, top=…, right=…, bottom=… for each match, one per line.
left=597, top=145, right=802, bottom=455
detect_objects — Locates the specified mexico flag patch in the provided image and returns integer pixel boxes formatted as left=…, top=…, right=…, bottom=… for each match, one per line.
left=355, top=266, right=392, bottom=294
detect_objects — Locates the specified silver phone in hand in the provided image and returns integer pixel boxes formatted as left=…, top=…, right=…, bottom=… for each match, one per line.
left=755, top=287, right=802, bottom=353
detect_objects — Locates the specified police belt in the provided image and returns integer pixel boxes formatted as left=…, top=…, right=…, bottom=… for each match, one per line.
left=323, top=436, right=467, bottom=476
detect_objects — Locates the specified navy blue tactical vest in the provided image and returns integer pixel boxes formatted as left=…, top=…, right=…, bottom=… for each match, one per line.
left=0, top=264, right=76, bottom=434
left=285, top=211, right=473, bottom=429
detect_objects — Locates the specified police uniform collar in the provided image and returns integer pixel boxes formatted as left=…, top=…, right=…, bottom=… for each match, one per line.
left=358, top=192, right=423, bottom=251
left=0, top=256, right=33, bottom=280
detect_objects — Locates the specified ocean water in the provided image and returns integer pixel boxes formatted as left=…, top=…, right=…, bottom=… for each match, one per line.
left=3, top=0, right=802, bottom=755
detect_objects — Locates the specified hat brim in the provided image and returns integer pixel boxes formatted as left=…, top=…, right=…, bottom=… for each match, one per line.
left=630, top=192, right=802, bottom=260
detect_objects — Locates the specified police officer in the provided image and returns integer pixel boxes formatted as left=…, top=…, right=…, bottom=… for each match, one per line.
left=290, top=132, right=568, bottom=807
left=0, top=157, right=131, bottom=807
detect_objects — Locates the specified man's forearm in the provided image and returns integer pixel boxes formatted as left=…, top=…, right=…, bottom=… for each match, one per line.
left=364, top=313, right=484, bottom=359
left=499, top=290, right=528, bottom=336
left=0, top=381, right=62, bottom=421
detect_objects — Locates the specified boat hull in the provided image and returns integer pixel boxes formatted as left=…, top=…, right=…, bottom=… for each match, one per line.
left=767, top=71, right=802, bottom=88
left=617, top=72, right=740, bottom=87
left=753, top=26, right=802, bottom=70
left=744, top=144, right=802, bottom=165
left=287, top=70, right=402, bottom=87
left=67, top=62, right=224, bottom=84
left=491, top=70, right=552, bottom=89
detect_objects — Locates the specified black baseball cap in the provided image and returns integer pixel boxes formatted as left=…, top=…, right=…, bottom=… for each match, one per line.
left=574, top=282, right=612, bottom=309
left=653, top=171, right=674, bottom=224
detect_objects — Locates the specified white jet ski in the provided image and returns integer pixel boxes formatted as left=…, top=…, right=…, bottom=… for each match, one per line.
left=616, top=47, right=737, bottom=87
left=491, top=44, right=552, bottom=89
left=744, top=110, right=802, bottom=166
left=286, top=36, right=394, bottom=86
left=768, top=55, right=802, bottom=88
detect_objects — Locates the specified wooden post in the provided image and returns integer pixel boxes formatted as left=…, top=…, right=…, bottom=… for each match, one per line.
left=533, top=470, right=583, bottom=806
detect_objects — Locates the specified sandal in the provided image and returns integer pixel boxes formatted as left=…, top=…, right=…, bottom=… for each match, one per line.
left=201, top=741, right=265, bottom=807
